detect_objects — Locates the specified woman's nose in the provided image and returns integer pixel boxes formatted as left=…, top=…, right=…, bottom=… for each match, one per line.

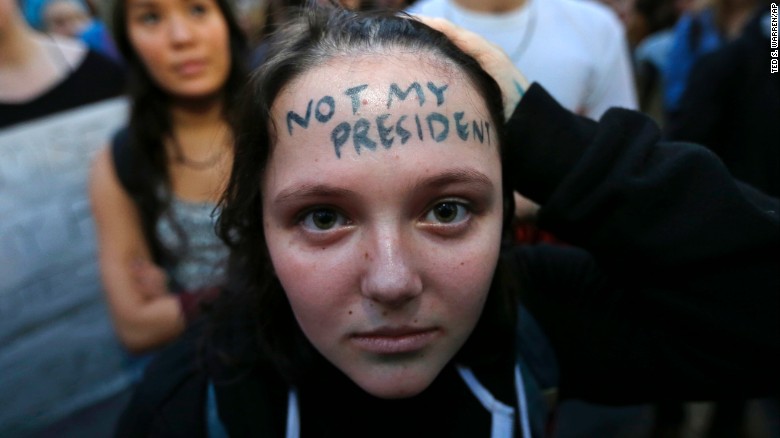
left=168, top=15, right=194, bottom=45
left=359, top=227, right=423, bottom=307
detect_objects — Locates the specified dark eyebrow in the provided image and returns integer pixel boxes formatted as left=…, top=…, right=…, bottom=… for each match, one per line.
left=412, top=168, right=494, bottom=192
left=273, top=183, right=358, bottom=205
left=272, top=168, right=494, bottom=205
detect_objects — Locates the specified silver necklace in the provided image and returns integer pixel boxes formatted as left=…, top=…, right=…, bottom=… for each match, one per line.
left=168, top=134, right=226, bottom=171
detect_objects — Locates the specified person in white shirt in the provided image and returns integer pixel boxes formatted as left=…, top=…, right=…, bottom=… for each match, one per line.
left=407, top=0, right=638, bottom=119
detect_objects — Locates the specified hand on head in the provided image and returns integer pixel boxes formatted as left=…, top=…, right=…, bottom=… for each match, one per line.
left=415, top=15, right=530, bottom=120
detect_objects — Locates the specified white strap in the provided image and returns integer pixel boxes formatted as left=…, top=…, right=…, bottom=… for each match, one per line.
left=206, top=383, right=229, bottom=438
left=283, top=365, right=532, bottom=438
left=286, top=386, right=300, bottom=438
left=457, top=365, right=516, bottom=438
left=514, top=363, right=533, bottom=438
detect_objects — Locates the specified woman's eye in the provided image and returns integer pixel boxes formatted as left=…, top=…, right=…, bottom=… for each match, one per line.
left=300, top=208, right=348, bottom=231
left=189, top=3, right=207, bottom=15
left=137, top=12, right=160, bottom=25
left=424, top=201, right=470, bottom=224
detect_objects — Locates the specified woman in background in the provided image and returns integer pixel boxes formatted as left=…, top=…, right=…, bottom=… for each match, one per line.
left=89, top=0, right=247, bottom=353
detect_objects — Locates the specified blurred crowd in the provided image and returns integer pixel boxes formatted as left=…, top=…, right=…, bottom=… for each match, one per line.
left=1, top=0, right=777, bottom=436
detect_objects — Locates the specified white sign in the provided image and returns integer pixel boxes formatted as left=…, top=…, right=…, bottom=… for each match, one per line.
left=0, top=98, right=142, bottom=435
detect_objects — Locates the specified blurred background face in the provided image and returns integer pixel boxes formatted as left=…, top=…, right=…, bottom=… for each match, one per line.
left=43, top=0, right=90, bottom=37
left=262, top=51, right=505, bottom=399
left=125, top=0, right=230, bottom=99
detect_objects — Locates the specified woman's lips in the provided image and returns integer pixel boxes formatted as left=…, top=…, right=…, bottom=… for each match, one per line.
left=175, top=60, right=206, bottom=77
left=350, top=327, right=439, bottom=354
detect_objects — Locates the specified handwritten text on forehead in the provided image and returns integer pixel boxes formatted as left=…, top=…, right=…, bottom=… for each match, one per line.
left=285, top=81, right=492, bottom=159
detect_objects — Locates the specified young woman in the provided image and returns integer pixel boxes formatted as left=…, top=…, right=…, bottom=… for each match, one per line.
left=116, top=6, right=779, bottom=437
left=88, top=0, right=247, bottom=353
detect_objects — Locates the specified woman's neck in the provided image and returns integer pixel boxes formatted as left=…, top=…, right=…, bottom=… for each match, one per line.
left=167, top=97, right=231, bottom=165
left=451, top=0, right=526, bottom=13
left=169, top=96, right=226, bottom=130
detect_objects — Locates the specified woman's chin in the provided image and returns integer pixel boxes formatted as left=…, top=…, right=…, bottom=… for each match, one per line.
left=358, top=379, right=431, bottom=400
left=346, top=362, right=442, bottom=399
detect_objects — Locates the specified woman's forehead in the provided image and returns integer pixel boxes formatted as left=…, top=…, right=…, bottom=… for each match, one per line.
left=270, top=54, right=494, bottom=160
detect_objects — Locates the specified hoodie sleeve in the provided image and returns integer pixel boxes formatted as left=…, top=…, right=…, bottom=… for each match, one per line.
left=505, top=83, right=779, bottom=403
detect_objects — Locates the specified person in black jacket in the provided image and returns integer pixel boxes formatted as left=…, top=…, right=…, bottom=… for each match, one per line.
left=115, top=6, right=779, bottom=437
left=666, top=4, right=779, bottom=197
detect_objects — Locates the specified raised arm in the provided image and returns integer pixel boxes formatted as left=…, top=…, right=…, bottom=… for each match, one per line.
left=415, top=16, right=529, bottom=122
left=89, top=147, right=185, bottom=353
left=508, top=83, right=778, bottom=401
left=424, top=15, right=779, bottom=401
